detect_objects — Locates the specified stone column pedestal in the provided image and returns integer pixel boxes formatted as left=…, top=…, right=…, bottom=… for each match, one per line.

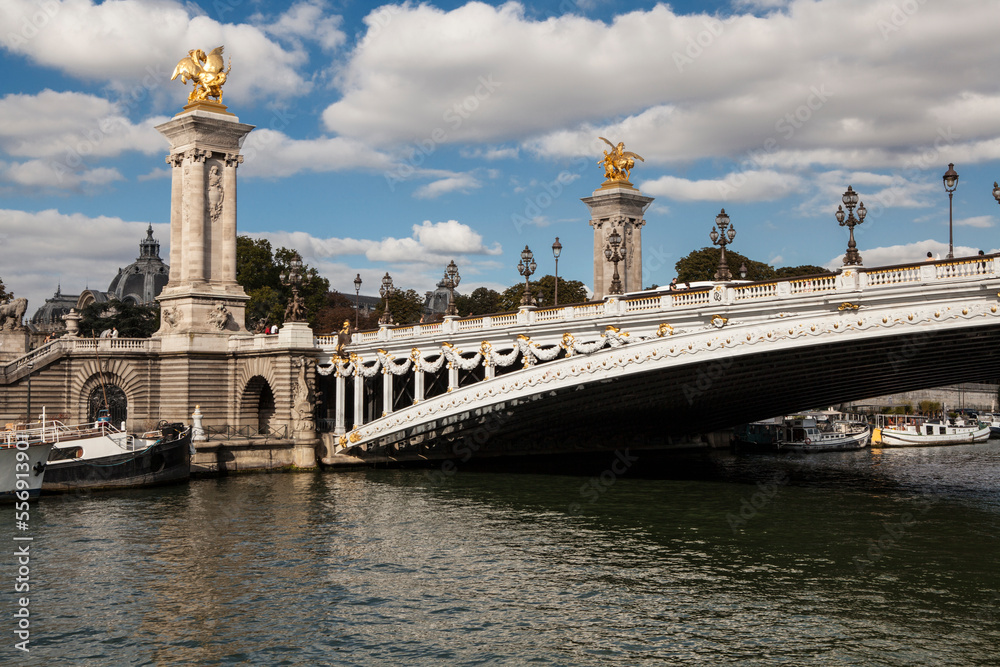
left=582, top=185, right=654, bottom=299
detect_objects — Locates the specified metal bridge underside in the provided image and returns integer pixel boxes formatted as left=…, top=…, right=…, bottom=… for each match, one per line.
left=343, top=324, right=1000, bottom=464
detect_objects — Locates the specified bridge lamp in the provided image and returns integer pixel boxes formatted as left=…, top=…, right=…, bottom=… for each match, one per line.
left=518, top=246, right=538, bottom=305
left=835, top=186, right=866, bottom=266
left=353, top=273, right=362, bottom=329
left=604, top=229, right=625, bottom=295
left=379, top=272, right=394, bottom=325
left=552, top=237, right=562, bottom=306
left=710, top=208, right=736, bottom=281
left=943, top=163, right=959, bottom=259
left=444, top=260, right=461, bottom=316
left=993, top=181, right=1000, bottom=207
left=280, top=252, right=306, bottom=322
left=739, top=262, right=748, bottom=280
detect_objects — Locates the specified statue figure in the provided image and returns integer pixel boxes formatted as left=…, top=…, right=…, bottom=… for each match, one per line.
left=161, top=306, right=179, bottom=330
left=335, top=320, right=351, bottom=359
left=0, top=298, right=28, bottom=331
left=171, top=46, right=231, bottom=105
left=207, top=301, right=229, bottom=330
left=292, top=358, right=315, bottom=433
left=208, top=165, right=224, bottom=222
left=598, top=137, right=644, bottom=183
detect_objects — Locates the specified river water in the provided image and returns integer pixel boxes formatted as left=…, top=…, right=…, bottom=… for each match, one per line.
left=3, top=441, right=1000, bottom=665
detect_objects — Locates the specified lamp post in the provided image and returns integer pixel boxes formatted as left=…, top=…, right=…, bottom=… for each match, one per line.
left=709, top=208, right=737, bottom=281
left=279, top=252, right=305, bottom=321
left=835, top=185, right=867, bottom=266
left=443, top=260, right=461, bottom=316
left=379, top=272, right=394, bottom=325
left=26, top=362, right=33, bottom=424
left=943, top=163, right=959, bottom=259
left=603, top=229, right=625, bottom=295
left=353, top=273, right=362, bottom=329
left=518, top=245, right=537, bottom=305
left=552, top=237, right=562, bottom=305
left=739, top=262, right=748, bottom=280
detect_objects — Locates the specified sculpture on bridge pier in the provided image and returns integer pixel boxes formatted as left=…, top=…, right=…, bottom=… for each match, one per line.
left=0, top=298, right=28, bottom=331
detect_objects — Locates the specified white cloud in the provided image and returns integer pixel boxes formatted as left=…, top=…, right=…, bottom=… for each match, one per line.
left=413, top=173, right=481, bottom=199
left=640, top=170, right=805, bottom=202
left=0, top=0, right=310, bottom=105
left=823, top=240, right=984, bottom=270
left=261, top=1, right=346, bottom=51
left=0, top=209, right=166, bottom=315
left=955, top=215, right=995, bottom=228
left=239, top=128, right=396, bottom=178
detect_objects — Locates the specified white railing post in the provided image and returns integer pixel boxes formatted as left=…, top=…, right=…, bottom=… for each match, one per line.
left=517, top=305, right=533, bottom=325
left=777, top=281, right=791, bottom=298
left=334, top=374, right=346, bottom=435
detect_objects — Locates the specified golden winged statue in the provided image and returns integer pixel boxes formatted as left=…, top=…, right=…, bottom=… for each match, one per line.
left=598, top=137, right=644, bottom=183
left=171, top=46, right=231, bottom=105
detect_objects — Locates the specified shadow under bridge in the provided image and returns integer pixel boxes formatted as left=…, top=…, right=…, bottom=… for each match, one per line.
left=333, top=299, right=1000, bottom=463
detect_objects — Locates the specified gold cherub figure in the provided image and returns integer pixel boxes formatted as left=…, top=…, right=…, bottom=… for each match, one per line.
left=171, top=46, right=231, bottom=105
left=598, top=137, right=644, bottom=183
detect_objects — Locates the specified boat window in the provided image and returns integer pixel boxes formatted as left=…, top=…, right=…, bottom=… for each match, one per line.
left=940, top=427, right=947, bottom=435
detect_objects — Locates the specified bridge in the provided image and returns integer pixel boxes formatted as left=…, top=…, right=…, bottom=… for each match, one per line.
left=314, top=256, right=1000, bottom=464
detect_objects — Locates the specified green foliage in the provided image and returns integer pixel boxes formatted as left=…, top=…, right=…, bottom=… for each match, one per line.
left=78, top=299, right=160, bottom=338
left=498, top=275, right=588, bottom=311
left=918, top=400, right=942, bottom=414
left=675, top=248, right=833, bottom=283
left=454, top=287, right=503, bottom=317
left=375, top=288, right=425, bottom=326
left=236, top=235, right=330, bottom=328
left=0, top=276, right=11, bottom=302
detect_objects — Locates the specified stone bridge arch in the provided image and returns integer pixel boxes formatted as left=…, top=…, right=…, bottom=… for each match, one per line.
left=235, top=357, right=282, bottom=435
left=70, top=356, right=149, bottom=429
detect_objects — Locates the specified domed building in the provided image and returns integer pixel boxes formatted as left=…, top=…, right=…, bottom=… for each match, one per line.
left=30, top=225, right=170, bottom=332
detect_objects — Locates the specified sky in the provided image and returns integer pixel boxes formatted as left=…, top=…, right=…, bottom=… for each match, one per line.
left=3, top=0, right=1000, bottom=317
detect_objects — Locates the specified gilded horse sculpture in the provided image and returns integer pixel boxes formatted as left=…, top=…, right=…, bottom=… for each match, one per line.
left=598, top=137, right=644, bottom=183
left=171, top=46, right=231, bottom=104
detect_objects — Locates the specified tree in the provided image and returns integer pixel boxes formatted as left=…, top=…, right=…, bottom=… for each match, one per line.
left=498, top=275, right=588, bottom=311
left=454, top=287, right=503, bottom=316
left=78, top=299, right=160, bottom=338
left=374, top=288, right=425, bottom=325
left=674, top=248, right=833, bottom=283
left=314, top=291, right=377, bottom=334
left=0, top=276, right=11, bottom=302
left=236, top=235, right=330, bottom=328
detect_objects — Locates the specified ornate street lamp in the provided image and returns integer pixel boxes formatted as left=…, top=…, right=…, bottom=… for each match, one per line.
left=739, top=262, right=748, bottom=280
left=443, top=260, right=461, bottom=316
left=280, top=252, right=306, bottom=321
left=552, top=237, right=563, bottom=305
left=943, top=163, right=959, bottom=259
left=378, top=272, right=394, bottom=325
left=518, top=245, right=538, bottom=305
left=603, top=229, right=625, bottom=295
left=834, top=185, right=866, bottom=266
left=993, top=181, right=1000, bottom=207
left=709, top=208, right=737, bottom=280
left=353, top=273, right=362, bottom=329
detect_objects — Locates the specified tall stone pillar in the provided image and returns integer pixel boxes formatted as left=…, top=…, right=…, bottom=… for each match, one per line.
left=582, top=184, right=654, bottom=300
left=154, top=107, right=254, bottom=352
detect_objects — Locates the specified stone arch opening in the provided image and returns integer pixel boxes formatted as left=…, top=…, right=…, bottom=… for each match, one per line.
left=87, top=384, right=128, bottom=425
left=241, top=376, right=276, bottom=433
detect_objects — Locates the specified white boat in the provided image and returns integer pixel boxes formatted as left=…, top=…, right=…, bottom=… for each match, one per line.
left=6, top=414, right=191, bottom=492
left=1, top=429, right=54, bottom=499
left=874, top=414, right=991, bottom=447
left=735, top=413, right=870, bottom=452
left=976, top=412, right=1000, bottom=436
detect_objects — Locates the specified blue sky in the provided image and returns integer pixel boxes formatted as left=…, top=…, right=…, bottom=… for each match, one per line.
left=3, top=0, right=1000, bottom=314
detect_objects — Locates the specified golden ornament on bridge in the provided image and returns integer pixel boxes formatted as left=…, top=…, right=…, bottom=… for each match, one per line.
left=171, top=46, right=231, bottom=105
left=598, top=137, right=644, bottom=184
